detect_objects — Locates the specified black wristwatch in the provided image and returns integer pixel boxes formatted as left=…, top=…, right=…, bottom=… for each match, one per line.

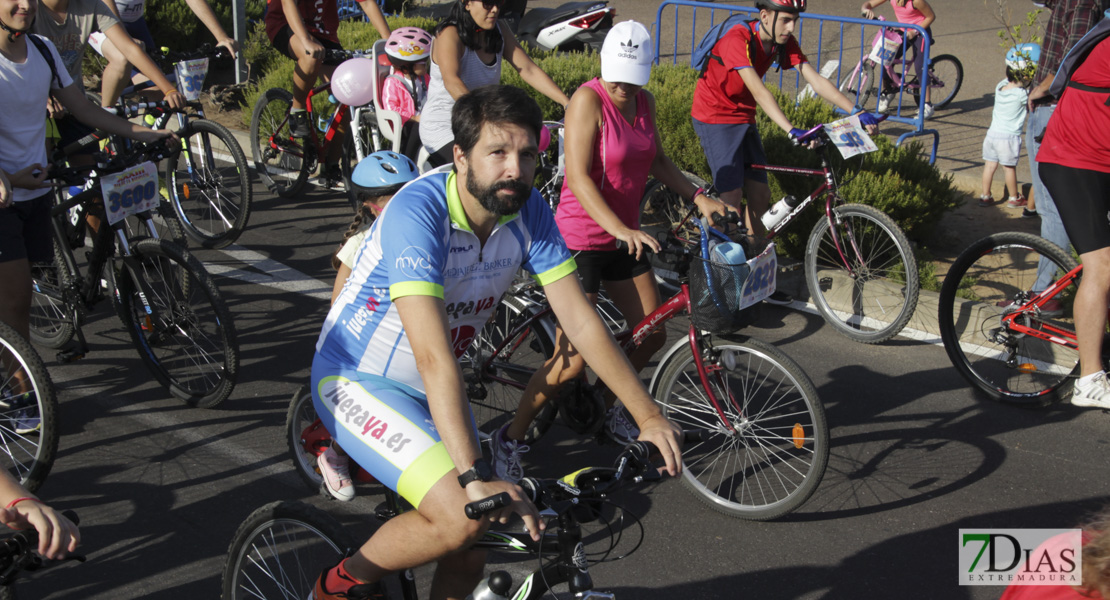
left=457, top=458, right=493, bottom=488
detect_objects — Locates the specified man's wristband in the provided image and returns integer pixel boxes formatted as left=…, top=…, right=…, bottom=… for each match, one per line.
left=5, top=497, right=39, bottom=510
left=690, top=187, right=705, bottom=203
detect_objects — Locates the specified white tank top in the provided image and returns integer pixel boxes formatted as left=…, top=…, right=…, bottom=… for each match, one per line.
left=115, top=0, right=145, bottom=23
left=419, top=26, right=503, bottom=153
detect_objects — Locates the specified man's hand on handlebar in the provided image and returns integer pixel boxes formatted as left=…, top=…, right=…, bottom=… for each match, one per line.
left=636, top=414, right=684, bottom=477
left=162, top=88, right=187, bottom=111
left=216, top=37, right=240, bottom=60
left=857, top=112, right=881, bottom=135
left=302, top=36, right=326, bottom=59
left=465, top=479, right=545, bottom=541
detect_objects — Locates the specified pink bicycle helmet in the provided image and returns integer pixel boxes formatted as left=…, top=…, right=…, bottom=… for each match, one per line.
left=385, top=27, right=432, bottom=62
left=755, top=0, right=807, bottom=12
left=331, top=57, right=377, bottom=107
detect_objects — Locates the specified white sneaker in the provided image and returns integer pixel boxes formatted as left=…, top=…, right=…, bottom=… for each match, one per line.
left=318, top=446, right=355, bottom=502
left=490, top=424, right=529, bottom=484
left=1073, top=373, right=1110, bottom=409
left=922, top=103, right=935, bottom=119
left=877, top=93, right=893, bottom=113
left=603, top=407, right=640, bottom=445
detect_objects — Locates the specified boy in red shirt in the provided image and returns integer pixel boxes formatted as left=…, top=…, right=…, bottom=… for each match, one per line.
left=692, top=0, right=877, bottom=303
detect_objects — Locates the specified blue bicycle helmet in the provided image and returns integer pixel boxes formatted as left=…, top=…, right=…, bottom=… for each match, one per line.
left=1006, top=42, right=1042, bottom=71
left=351, top=151, right=419, bottom=197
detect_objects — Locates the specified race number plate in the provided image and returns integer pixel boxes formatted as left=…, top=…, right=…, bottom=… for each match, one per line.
left=869, top=33, right=901, bottom=66
left=824, top=115, right=878, bottom=159
left=101, top=161, right=160, bottom=226
left=738, top=243, right=777, bottom=310
left=175, top=58, right=209, bottom=101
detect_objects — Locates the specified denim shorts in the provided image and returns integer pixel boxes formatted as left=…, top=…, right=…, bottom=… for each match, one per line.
left=691, top=119, right=769, bottom=194
left=982, top=131, right=1022, bottom=167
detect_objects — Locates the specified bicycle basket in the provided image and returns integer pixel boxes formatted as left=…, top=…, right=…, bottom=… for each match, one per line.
left=688, top=255, right=760, bottom=334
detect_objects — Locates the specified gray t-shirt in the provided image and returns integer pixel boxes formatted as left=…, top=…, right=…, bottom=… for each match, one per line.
left=32, top=0, right=120, bottom=83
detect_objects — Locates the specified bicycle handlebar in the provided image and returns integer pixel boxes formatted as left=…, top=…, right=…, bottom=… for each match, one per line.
left=158, top=44, right=232, bottom=64
left=50, top=134, right=181, bottom=187
left=323, top=48, right=371, bottom=66
left=792, top=114, right=889, bottom=146
left=465, top=430, right=704, bottom=520
left=0, top=510, right=83, bottom=586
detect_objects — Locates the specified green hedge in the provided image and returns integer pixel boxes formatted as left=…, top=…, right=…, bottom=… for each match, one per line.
left=146, top=0, right=266, bottom=52
left=244, top=30, right=959, bottom=260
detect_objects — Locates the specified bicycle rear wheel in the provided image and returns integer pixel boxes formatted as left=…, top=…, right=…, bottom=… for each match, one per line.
left=914, top=54, right=963, bottom=109
left=0, top=321, right=58, bottom=493
left=838, top=61, right=876, bottom=112
left=804, top=203, right=919, bottom=344
left=287, top=384, right=325, bottom=491
left=653, top=337, right=827, bottom=520
left=166, top=118, right=252, bottom=249
left=250, top=88, right=309, bottom=198
left=29, top=244, right=76, bottom=350
left=115, top=239, right=238, bottom=408
left=938, top=232, right=1078, bottom=406
left=222, top=501, right=354, bottom=600
left=463, top=294, right=558, bottom=444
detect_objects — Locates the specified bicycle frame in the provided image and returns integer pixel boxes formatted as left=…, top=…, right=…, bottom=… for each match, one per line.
left=749, top=154, right=867, bottom=282
left=999, top=264, right=1082, bottom=351
left=265, top=82, right=351, bottom=165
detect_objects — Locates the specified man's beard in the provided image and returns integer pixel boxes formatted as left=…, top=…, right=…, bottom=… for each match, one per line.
left=466, top=171, right=531, bottom=217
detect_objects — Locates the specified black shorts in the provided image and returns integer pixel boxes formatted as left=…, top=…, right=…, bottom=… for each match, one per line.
left=0, top=193, right=53, bottom=264
left=271, top=25, right=344, bottom=60
left=572, top=249, right=652, bottom=294
left=55, top=115, right=97, bottom=155
left=1040, top=162, right=1110, bottom=255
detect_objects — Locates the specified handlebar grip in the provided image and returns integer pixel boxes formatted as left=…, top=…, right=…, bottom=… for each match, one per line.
left=464, top=492, right=512, bottom=520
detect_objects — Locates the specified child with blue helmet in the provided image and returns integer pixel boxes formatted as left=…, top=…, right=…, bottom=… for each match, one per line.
left=980, top=42, right=1040, bottom=216
left=322, top=150, right=419, bottom=502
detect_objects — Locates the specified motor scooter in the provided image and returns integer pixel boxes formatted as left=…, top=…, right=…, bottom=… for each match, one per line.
left=401, top=0, right=615, bottom=53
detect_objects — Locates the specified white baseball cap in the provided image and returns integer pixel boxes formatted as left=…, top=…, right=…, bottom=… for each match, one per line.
left=600, top=21, right=655, bottom=87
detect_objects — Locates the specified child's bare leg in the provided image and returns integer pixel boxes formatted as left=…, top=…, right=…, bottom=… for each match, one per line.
left=1003, top=165, right=1019, bottom=201
left=981, top=160, right=999, bottom=198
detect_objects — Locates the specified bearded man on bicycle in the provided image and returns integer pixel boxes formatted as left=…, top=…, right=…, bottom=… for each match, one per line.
left=306, top=84, right=683, bottom=600
left=692, top=0, right=878, bottom=297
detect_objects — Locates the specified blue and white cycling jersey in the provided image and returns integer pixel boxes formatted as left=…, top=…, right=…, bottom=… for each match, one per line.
left=316, top=169, right=577, bottom=393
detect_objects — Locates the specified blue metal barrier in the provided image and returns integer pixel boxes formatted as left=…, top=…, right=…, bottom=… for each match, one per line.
left=337, top=0, right=388, bottom=21
left=652, top=0, right=941, bottom=164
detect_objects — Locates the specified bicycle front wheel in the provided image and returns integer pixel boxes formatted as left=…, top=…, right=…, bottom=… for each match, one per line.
left=462, top=295, right=558, bottom=444
left=805, top=203, right=919, bottom=344
left=115, top=239, right=238, bottom=408
left=916, top=54, right=963, bottom=109
left=640, top=172, right=709, bottom=289
left=166, top=118, right=252, bottom=249
left=0, top=321, right=58, bottom=493
left=250, top=88, right=309, bottom=198
left=653, top=337, right=828, bottom=520
left=222, top=501, right=354, bottom=600
left=340, top=110, right=381, bottom=212
left=938, top=232, right=1078, bottom=406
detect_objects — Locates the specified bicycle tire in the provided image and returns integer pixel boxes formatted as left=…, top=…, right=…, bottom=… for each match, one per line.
left=287, top=384, right=325, bottom=491
left=463, top=294, right=558, bottom=445
left=166, top=118, right=252, bottom=249
left=804, top=203, right=919, bottom=344
left=341, top=110, right=381, bottom=212
left=221, top=501, right=355, bottom=600
left=938, top=232, right=1078, bottom=406
left=0, top=321, right=59, bottom=493
left=639, top=171, right=709, bottom=289
left=250, top=88, right=309, bottom=198
left=652, top=336, right=828, bottom=520
left=838, top=61, right=875, bottom=112
left=120, top=201, right=190, bottom=249
left=29, top=244, right=76, bottom=350
left=914, top=54, right=962, bottom=109
left=115, top=238, right=238, bottom=408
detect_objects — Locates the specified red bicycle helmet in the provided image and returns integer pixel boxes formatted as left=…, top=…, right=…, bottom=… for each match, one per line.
left=754, top=0, right=807, bottom=12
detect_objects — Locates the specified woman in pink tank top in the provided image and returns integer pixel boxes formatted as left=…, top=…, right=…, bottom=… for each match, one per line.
left=491, top=21, right=730, bottom=466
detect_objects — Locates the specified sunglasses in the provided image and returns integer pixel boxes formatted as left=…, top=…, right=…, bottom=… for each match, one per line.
left=478, top=0, right=505, bottom=9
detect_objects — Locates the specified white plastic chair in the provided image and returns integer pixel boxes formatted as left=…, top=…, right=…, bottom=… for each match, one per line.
left=370, top=39, right=403, bottom=153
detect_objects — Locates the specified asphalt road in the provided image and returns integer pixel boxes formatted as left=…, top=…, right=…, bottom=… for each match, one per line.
left=14, top=170, right=1110, bottom=599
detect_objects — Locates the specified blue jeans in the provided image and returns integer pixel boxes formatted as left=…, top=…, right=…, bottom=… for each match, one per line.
left=1027, top=104, right=1070, bottom=291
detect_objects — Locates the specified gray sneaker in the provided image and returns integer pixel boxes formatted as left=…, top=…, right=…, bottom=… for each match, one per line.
left=490, top=424, right=529, bottom=484
left=1072, top=373, right=1110, bottom=409
left=603, top=407, right=639, bottom=445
